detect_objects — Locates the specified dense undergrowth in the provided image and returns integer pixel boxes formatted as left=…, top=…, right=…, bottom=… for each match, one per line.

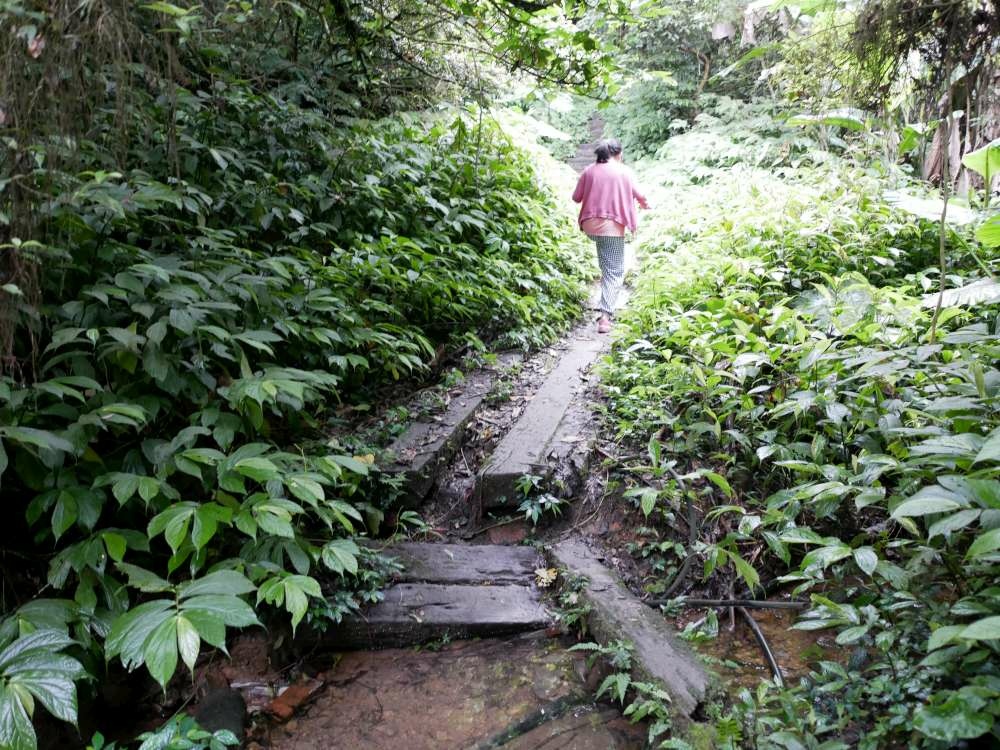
left=601, top=95, right=1000, bottom=748
left=0, top=7, right=591, bottom=747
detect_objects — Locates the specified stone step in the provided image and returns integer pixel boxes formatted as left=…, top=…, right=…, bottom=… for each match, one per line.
left=325, top=583, right=551, bottom=648
left=476, top=319, right=609, bottom=508
left=381, top=541, right=544, bottom=585
left=546, top=539, right=710, bottom=723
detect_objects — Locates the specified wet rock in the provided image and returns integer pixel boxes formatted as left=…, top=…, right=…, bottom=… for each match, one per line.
left=194, top=688, right=246, bottom=739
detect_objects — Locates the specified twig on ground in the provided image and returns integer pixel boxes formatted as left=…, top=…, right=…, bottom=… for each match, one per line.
left=461, top=516, right=520, bottom=539
left=646, top=598, right=808, bottom=610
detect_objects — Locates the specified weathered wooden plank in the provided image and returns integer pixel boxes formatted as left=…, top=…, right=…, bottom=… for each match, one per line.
left=382, top=353, right=522, bottom=506
left=547, top=539, right=710, bottom=721
left=381, top=542, right=544, bottom=585
left=325, top=584, right=551, bottom=649
left=477, top=333, right=604, bottom=507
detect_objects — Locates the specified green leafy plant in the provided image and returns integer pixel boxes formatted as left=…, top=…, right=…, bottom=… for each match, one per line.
left=135, top=715, right=239, bottom=750
left=570, top=639, right=676, bottom=745
left=601, top=92, right=1000, bottom=746
left=514, top=473, right=567, bottom=524
left=0, top=630, right=86, bottom=750
left=0, top=2, right=594, bottom=745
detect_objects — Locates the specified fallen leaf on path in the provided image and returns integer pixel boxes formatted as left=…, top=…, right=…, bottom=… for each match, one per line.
left=535, top=567, right=558, bottom=587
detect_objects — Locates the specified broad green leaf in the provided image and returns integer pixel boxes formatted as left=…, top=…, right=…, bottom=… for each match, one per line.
left=961, top=139, right=1000, bottom=180
left=178, top=570, right=255, bottom=599
left=0, top=683, right=37, bottom=750
left=322, top=538, right=359, bottom=575
left=801, top=544, right=852, bottom=571
left=852, top=547, right=877, bottom=576
left=258, top=575, right=322, bottom=632
left=928, top=510, right=980, bottom=540
left=874, top=560, right=910, bottom=589
left=976, top=214, right=1000, bottom=248
left=191, top=504, right=232, bottom=550
left=787, top=110, right=865, bottom=131
left=959, top=616, right=1000, bottom=641
left=106, top=601, right=174, bottom=671
left=103, top=532, right=127, bottom=563
left=175, top=616, right=200, bottom=673
left=965, top=528, right=1000, bottom=559
left=143, top=617, right=178, bottom=689
left=891, top=493, right=962, bottom=519
left=0, top=427, right=74, bottom=454
left=116, top=563, right=172, bottom=593
left=286, top=475, right=325, bottom=506
left=0, top=630, right=77, bottom=673
left=51, top=491, right=77, bottom=541
left=10, top=600, right=78, bottom=635
left=234, top=457, right=280, bottom=482
left=914, top=693, right=993, bottom=741
left=180, top=595, right=260, bottom=628
left=927, top=625, right=965, bottom=651
left=779, top=527, right=826, bottom=545
left=112, top=474, right=141, bottom=505
left=181, top=608, right=226, bottom=651
left=704, top=471, right=732, bottom=498
left=0, top=630, right=85, bottom=747
left=727, top=551, right=759, bottom=589
left=835, top=624, right=869, bottom=645
left=328, top=455, right=370, bottom=476
left=973, top=426, right=1000, bottom=464
left=142, top=1, right=193, bottom=17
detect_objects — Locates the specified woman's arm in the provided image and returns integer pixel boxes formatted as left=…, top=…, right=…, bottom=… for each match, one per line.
left=572, top=171, right=586, bottom=203
left=632, top=180, right=650, bottom=210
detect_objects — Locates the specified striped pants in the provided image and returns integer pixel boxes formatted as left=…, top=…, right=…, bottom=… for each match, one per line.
left=589, top=235, right=626, bottom=315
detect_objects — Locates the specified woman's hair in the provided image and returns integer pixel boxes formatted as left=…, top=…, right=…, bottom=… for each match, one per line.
left=594, top=138, right=623, bottom=163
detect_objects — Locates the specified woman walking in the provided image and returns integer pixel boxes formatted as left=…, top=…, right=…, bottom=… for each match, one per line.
left=571, top=138, right=649, bottom=333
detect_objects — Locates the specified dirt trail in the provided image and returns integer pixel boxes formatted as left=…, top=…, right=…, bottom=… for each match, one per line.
left=229, top=127, right=650, bottom=750
left=205, top=119, right=792, bottom=749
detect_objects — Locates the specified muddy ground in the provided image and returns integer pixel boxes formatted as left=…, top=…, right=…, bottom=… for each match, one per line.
left=262, top=633, right=645, bottom=750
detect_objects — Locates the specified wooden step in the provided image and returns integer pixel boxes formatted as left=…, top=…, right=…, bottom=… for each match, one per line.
left=325, top=583, right=550, bottom=648
left=382, top=541, right=544, bottom=585
left=324, top=542, right=551, bottom=648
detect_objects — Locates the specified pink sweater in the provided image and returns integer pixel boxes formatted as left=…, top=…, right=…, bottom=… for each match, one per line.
left=572, top=161, right=649, bottom=233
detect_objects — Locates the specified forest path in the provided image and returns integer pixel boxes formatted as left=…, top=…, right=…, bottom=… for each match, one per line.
left=567, top=115, right=606, bottom=173
left=240, top=123, right=706, bottom=748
